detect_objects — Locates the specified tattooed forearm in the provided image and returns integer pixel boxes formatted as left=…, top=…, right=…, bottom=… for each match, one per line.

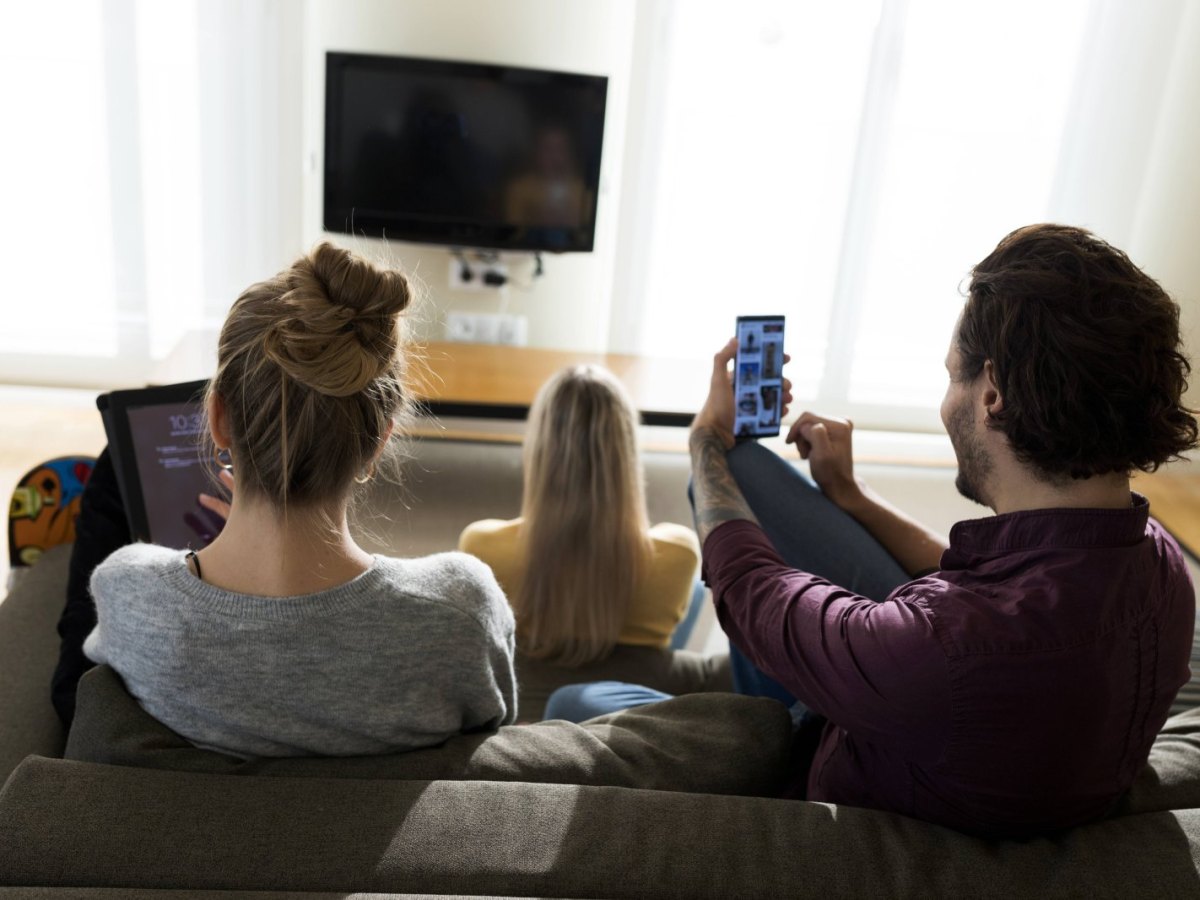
left=689, top=426, right=759, bottom=544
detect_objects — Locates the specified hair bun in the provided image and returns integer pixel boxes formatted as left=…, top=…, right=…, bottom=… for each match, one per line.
left=308, top=241, right=412, bottom=321
left=262, top=243, right=411, bottom=397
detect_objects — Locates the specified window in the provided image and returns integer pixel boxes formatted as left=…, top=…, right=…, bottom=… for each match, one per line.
left=0, top=2, right=119, bottom=358
left=846, top=0, right=1088, bottom=428
left=615, top=0, right=1091, bottom=431
left=0, top=0, right=302, bottom=387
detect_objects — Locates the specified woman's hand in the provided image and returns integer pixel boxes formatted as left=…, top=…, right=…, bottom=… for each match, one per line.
left=184, top=468, right=234, bottom=545
left=198, top=468, right=235, bottom=521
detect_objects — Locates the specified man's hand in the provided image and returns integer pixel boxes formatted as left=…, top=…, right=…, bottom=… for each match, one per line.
left=786, top=412, right=864, bottom=512
left=788, top=411, right=950, bottom=575
left=689, top=339, right=753, bottom=544
left=691, top=338, right=786, bottom=544
left=691, top=338, right=794, bottom=447
left=690, top=338, right=739, bottom=448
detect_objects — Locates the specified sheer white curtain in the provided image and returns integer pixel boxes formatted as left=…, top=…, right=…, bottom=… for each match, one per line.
left=611, top=0, right=1198, bottom=431
left=1, top=3, right=121, bottom=361
left=0, top=0, right=302, bottom=387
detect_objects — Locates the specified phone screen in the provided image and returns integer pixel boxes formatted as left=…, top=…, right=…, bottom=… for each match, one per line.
left=733, top=315, right=786, bottom=438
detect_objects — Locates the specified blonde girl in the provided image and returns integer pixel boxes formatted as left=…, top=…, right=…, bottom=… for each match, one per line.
left=460, top=365, right=701, bottom=671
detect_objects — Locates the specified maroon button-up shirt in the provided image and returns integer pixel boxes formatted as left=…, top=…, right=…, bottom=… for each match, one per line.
left=703, top=494, right=1194, bottom=837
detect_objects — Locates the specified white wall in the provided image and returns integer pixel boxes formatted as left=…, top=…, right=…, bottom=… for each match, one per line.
left=198, top=0, right=306, bottom=323
left=299, top=0, right=637, bottom=352
left=266, top=0, right=1200, bottom=389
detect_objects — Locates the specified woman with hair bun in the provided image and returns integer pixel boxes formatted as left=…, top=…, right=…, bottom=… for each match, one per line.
left=83, top=243, right=516, bottom=757
left=460, top=365, right=725, bottom=718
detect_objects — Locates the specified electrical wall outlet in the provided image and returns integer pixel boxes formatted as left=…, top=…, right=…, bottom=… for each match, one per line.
left=445, top=311, right=477, bottom=342
left=495, top=315, right=528, bottom=346
left=444, top=312, right=528, bottom=346
left=449, top=257, right=508, bottom=291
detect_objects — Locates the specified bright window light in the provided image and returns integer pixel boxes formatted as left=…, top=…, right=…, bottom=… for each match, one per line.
left=847, top=0, right=1088, bottom=413
left=0, top=2, right=118, bottom=356
left=136, top=0, right=204, bottom=361
left=629, top=0, right=1091, bottom=430
left=635, top=0, right=880, bottom=400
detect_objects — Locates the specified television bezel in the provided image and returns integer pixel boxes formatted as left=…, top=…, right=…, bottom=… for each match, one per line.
left=323, top=51, right=608, bottom=253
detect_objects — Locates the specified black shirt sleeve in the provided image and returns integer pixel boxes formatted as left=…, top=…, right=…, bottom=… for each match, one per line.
left=51, top=446, right=130, bottom=727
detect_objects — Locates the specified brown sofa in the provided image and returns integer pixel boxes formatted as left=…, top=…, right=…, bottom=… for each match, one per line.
left=5, top=547, right=1200, bottom=897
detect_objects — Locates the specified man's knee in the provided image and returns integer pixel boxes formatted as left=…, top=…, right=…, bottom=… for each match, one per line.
left=725, top=441, right=820, bottom=510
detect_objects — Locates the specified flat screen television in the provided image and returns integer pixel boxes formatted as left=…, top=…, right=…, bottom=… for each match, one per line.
left=324, top=52, right=608, bottom=253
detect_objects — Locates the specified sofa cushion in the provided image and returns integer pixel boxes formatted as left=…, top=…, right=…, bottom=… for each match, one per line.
left=516, top=644, right=732, bottom=721
left=1117, top=705, right=1200, bottom=816
left=0, top=545, right=69, bottom=783
left=64, top=665, right=791, bottom=797
left=3, top=755, right=1200, bottom=898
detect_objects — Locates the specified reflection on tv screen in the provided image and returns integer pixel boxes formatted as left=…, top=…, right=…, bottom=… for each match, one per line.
left=325, top=53, right=608, bottom=252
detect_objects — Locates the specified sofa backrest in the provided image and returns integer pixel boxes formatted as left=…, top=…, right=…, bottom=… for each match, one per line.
left=1117, top=705, right=1200, bottom=815
left=64, top=665, right=789, bottom=797
left=4, top=754, right=1200, bottom=899
left=354, top=437, right=696, bottom=558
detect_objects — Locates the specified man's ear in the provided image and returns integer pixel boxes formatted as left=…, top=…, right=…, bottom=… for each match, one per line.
left=208, top=392, right=233, bottom=450
left=981, top=361, right=1004, bottom=418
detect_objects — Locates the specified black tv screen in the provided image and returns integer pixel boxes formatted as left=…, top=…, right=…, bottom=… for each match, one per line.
left=324, top=52, right=608, bottom=252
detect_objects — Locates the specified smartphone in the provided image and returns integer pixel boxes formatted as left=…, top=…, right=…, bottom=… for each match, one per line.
left=733, top=315, right=786, bottom=438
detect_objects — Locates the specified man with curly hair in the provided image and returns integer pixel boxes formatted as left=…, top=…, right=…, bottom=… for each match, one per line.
left=685, top=223, right=1199, bottom=837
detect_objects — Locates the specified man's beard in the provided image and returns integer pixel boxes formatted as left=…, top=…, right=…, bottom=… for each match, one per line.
left=947, top=399, right=993, bottom=507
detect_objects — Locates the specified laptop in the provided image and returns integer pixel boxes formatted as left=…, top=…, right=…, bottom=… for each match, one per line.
left=97, top=380, right=226, bottom=549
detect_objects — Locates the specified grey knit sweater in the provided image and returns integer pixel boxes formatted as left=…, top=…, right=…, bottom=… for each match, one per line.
left=83, top=543, right=517, bottom=757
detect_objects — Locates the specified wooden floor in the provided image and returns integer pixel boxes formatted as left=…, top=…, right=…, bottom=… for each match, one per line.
left=1135, top=459, right=1200, bottom=558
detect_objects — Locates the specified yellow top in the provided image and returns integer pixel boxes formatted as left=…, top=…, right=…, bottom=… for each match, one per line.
left=458, top=518, right=701, bottom=648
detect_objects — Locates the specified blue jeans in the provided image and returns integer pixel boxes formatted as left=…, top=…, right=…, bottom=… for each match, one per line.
left=668, top=578, right=707, bottom=651
left=543, top=442, right=910, bottom=723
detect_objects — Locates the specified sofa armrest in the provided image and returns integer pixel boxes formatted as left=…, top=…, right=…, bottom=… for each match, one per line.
left=1115, top=706, right=1200, bottom=816
left=0, top=546, right=68, bottom=782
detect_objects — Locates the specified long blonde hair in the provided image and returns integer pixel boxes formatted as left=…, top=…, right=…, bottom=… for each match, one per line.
left=517, top=365, right=653, bottom=666
left=208, top=242, right=412, bottom=511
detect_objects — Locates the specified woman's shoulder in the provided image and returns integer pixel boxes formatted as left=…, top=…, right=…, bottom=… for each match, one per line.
left=649, top=522, right=701, bottom=558
left=89, top=544, right=188, bottom=619
left=459, top=517, right=521, bottom=539
left=374, top=552, right=513, bottom=630
left=92, top=542, right=180, bottom=585
left=457, top=517, right=521, bottom=552
left=380, top=549, right=498, bottom=583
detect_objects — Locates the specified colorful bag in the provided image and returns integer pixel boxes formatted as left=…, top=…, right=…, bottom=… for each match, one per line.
left=8, top=456, right=96, bottom=568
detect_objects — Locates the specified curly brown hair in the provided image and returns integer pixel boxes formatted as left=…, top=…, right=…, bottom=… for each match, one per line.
left=959, top=223, right=1198, bottom=480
